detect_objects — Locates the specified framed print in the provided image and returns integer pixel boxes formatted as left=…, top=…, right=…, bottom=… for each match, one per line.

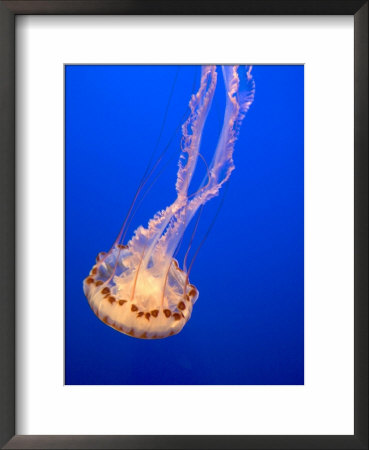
left=0, top=1, right=367, bottom=449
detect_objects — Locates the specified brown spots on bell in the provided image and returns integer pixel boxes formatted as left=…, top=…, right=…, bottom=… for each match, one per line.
left=178, top=301, right=186, bottom=311
left=181, top=312, right=185, bottom=318
left=127, top=329, right=135, bottom=337
left=108, top=296, right=116, bottom=304
left=169, top=331, right=175, bottom=336
left=185, top=294, right=190, bottom=302
left=131, top=304, right=138, bottom=312
left=95, top=280, right=104, bottom=287
left=140, top=332, right=148, bottom=339
left=96, top=252, right=106, bottom=262
left=91, top=267, right=97, bottom=275
left=151, top=309, right=159, bottom=318
left=110, top=323, right=119, bottom=332
left=101, top=287, right=110, bottom=295
left=173, top=313, right=181, bottom=321
left=86, top=277, right=94, bottom=284
left=173, top=259, right=179, bottom=269
left=145, top=313, right=151, bottom=321
left=137, top=312, right=144, bottom=318
left=118, top=244, right=128, bottom=249
left=102, top=316, right=109, bottom=324
left=118, top=299, right=127, bottom=306
left=164, top=309, right=171, bottom=318
left=188, top=286, right=197, bottom=297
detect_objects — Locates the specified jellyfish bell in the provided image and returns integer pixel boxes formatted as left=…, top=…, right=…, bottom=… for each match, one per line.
left=83, top=246, right=199, bottom=339
left=83, top=65, right=254, bottom=339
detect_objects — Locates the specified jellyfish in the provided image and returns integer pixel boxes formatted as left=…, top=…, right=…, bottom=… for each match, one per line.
left=83, top=65, right=255, bottom=339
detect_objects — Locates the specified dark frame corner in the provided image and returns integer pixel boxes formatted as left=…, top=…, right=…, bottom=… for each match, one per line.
left=0, top=1, right=367, bottom=449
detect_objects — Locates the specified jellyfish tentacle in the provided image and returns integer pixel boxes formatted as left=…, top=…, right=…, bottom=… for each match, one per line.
left=188, top=152, right=211, bottom=199
left=188, top=178, right=231, bottom=279
left=155, top=66, right=255, bottom=268
left=161, top=259, right=173, bottom=307
left=130, top=244, right=147, bottom=302
left=159, top=150, right=210, bottom=279
left=183, top=204, right=204, bottom=274
left=128, top=66, right=218, bottom=270
left=176, top=66, right=217, bottom=199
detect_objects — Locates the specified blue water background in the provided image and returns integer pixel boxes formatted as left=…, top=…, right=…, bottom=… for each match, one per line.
left=65, top=65, right=304, bottom=385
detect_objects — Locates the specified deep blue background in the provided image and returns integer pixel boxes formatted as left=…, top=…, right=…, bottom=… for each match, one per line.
left=65, top=65, right=304, bottom=385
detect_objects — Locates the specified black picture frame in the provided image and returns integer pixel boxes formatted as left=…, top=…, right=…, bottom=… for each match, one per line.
left=0, top=1, right=367, bottom=449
